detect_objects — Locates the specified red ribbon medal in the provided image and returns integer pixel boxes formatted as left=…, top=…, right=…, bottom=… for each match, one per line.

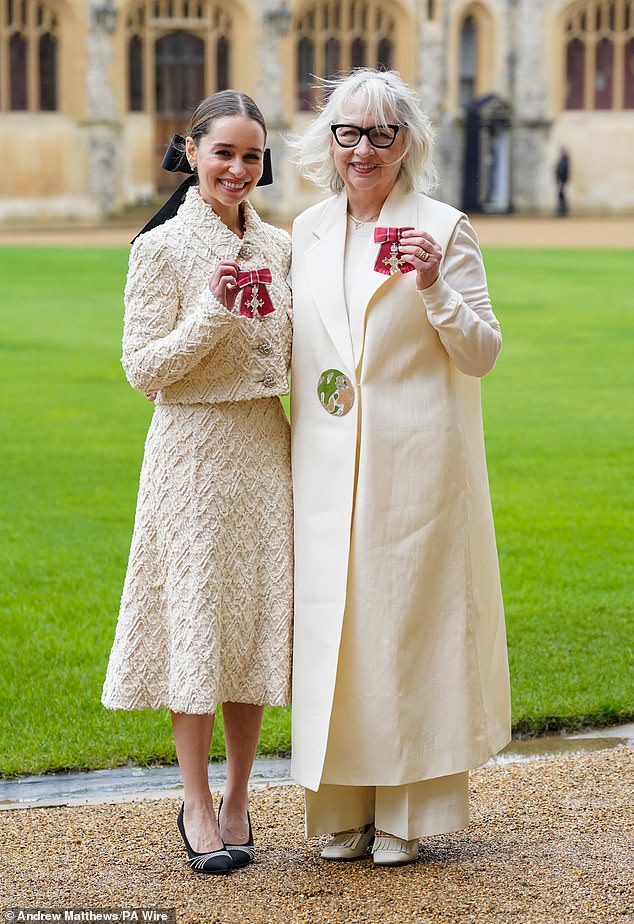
left=236, top=268, right=275, bottom=318
left=373, top=226, right=416, bottom=276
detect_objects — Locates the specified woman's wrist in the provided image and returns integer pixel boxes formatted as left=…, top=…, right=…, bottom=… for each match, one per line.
left=416, top=271, right=441, bottom=294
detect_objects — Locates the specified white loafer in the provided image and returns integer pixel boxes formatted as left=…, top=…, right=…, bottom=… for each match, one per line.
left=372, top=832, right=418, bottom=867
left=320, top=822, right=375, bottom=860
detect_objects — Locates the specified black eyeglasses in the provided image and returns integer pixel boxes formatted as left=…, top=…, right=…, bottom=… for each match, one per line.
left=330, top=124, right=405, bottom=149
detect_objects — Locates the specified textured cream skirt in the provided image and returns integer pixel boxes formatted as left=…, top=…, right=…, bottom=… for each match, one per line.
left=102, top=398, right=293, bottom=713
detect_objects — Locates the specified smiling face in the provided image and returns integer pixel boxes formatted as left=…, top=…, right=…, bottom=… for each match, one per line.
left=330, top=98, right=406, bottom=209
left=186, top=115, right=265, bottom=224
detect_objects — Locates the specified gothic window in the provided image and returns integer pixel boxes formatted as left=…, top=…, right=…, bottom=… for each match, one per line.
left=563, top=0, right=634, bottom=109
left=324, top=35, right=340, bottom=76
left=459, top=15, right=476, bottom=107
left=129, top=35, right=143, bottom=111
left=351, top=37, right=365, bottom=69
left=125, top=0, right=232, bottom=112
left=595, top=37, right=614, bottom=106
left=625, top=36, right=634, bottom=105
left=566, top=37, right=585, bottom=107
left=295, top=0, right=397, bottom=111
left=216, top=35, right=229, bottom=90
left=9, top=33, right=28, bottom=110
left=39, top=32, right=56, bottom=109
left=0, top=0, right=58, bottom=112
left=377, top=36, right=393, bottom=69
left=297, top=35, right=315, bottom=111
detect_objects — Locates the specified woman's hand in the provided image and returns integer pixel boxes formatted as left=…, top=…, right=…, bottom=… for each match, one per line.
left=209, top=260, right=240, bottom=311
left=399, top=230, right=441, bottom=289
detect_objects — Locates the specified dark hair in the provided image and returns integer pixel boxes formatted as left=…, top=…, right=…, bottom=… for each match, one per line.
left=187, top=90, right=267, bottom=147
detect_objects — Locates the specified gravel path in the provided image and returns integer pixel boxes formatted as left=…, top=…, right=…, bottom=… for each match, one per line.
left=1, top=748, right=631, bottom=923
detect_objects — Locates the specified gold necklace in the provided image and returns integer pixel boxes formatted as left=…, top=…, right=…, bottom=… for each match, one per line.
left=347, top=211, right=380, bottom=230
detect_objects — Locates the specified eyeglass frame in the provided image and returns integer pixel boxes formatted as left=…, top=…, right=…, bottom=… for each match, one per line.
left=330, top=123, right=406, bottom=149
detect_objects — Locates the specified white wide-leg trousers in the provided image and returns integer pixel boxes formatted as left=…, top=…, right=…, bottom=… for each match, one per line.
left=304, top=771, right=469, bottom=841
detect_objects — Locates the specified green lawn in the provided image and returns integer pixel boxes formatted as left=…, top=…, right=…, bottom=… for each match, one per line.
left=0, top=246, right=632, bottom=776
left=483, top=248, right=633, bottom=734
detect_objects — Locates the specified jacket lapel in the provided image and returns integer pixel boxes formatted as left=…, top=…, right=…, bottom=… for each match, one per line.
left=303, top=194, right=355, bottom=375
left=349, top=180, right=420, bottom=369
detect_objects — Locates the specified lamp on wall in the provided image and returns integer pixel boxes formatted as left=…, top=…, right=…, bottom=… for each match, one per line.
left=92, top=0, right=118, bottom=33
left=264, top=0, right=293, bottom=38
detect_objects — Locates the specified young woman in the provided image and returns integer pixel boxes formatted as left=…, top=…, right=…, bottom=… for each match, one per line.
left=102, top=90, right=292, bottom=875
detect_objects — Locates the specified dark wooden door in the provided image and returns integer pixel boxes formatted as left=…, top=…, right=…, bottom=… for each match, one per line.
left=155, top=31, right=205, bottom=191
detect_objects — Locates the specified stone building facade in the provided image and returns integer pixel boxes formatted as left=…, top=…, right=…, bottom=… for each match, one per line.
left=1, top=0, right=633, bottom=224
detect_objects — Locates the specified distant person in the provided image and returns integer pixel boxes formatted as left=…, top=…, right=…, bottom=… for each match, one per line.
left=555, top=147, right=570, bottom=216
left=289, top=68, right=511, bottom=868
left=102, top=90, right=293, bottom=875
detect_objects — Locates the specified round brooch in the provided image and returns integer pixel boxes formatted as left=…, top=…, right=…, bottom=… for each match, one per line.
left=317, top=369, right=355, bottom=417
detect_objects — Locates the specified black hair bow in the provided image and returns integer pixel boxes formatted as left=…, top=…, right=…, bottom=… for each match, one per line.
left=132, top=134, right=274, bottom=243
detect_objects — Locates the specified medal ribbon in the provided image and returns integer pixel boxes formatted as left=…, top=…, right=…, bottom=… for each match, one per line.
left=236, top=268, right=275, bottom=318
left=373, top=226, right=416, bottom=276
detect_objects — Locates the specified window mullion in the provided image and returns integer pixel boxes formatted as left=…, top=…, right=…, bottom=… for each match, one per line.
left=27, top=5, right=38, bottom=111
left=205, top=25, right=214, bottom=95
left=613, top=33, right=625, bottom=106
left=584, top=34, right=595, bottom=108
left=146, top=23, right=156, bottom=113
left=340, top=35, right=349, bottom=71
left=0, top=0, right=8, bottom=111
left=368, top=32, right=376, bottom=67
left=316, top=33, right=324, bottom=84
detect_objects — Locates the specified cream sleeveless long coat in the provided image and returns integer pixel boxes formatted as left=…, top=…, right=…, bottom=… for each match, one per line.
left=290, top=180, right=511, bottom=792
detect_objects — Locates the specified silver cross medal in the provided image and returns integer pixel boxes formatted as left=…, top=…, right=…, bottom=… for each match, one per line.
left=245, top=284, right=265, bottom=318
left=382, top=242, right=405, bottom=275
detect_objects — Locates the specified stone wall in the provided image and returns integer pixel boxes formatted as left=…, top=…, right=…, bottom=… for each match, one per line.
left=1, top=0, right=633, bottom=225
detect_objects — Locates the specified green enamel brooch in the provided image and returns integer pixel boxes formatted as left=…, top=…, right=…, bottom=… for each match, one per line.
left=317, top=369, right=355, bottom=417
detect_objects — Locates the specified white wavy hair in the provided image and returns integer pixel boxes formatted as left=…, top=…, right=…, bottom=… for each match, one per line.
left=288, top=68, right=438, bottom=194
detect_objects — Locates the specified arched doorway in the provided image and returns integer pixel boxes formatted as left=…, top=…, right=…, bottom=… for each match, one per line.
left=462, top=94, right=512, bottom=213
left=155, top=32, right=205, bottom=190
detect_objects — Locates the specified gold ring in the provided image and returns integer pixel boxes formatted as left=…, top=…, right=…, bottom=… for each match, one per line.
left=417, top=247, right=429, bottom=262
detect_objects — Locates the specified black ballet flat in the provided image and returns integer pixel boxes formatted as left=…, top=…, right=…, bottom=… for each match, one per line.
left=177, top=804, right=233, bottom=874
left=219, top=797, right=256, bottom=868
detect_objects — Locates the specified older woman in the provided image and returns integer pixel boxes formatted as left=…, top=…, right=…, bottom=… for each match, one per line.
left=289, top=69, right=511, bottom=867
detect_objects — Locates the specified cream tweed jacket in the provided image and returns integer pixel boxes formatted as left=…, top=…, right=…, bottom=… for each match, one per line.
left=122, top=186, right=292, bottom=404
left=102, top=187, right=294, bottom=713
